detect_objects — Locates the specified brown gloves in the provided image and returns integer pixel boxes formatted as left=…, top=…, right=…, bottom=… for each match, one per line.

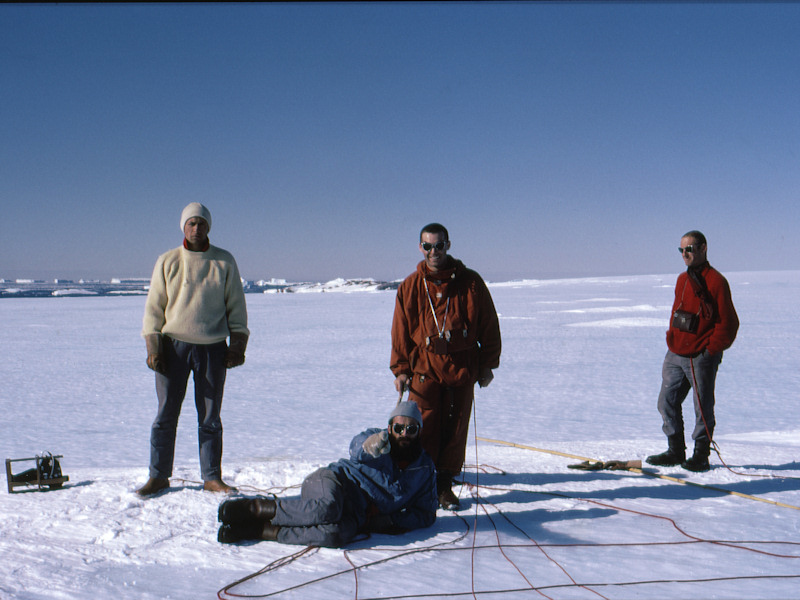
left=145, top=334, right=167, bottom=374
left=146, top=332, right=249, bottom=372
left=224, top=332, right=248, bottom=369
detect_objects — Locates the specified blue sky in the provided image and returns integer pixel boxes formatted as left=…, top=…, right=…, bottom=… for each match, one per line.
left=2, top=3, right=798, bottom=283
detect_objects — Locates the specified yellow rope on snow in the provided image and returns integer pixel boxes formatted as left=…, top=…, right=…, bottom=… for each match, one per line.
left=476, top=436, right=800, bottom=512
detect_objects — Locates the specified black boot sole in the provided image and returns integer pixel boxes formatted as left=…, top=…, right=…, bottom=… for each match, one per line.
left=218, top=499, right=251, bottom=524
left=681, top=459, right=710, bottom=472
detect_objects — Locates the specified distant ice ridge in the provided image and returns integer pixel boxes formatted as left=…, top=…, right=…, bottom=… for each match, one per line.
left=255, top=278, right=289, bottom=286
left=4, top=270, right=796, bottom=299
left=1, top=277, right=400, bottom=298
left=51, top=289, right=99, bottom=297
left=264, top=278, right=399, bottom=294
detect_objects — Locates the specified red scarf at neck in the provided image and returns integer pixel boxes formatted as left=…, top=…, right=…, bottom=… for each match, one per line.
left=183, top=238, right=210, bottom=252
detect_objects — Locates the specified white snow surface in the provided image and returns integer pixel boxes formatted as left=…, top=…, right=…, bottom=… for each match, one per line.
left=2, top=271, right=799, bottom=599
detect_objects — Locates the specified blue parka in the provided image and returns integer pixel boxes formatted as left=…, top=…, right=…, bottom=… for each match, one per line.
left=327, top=428, right=438, bottom=531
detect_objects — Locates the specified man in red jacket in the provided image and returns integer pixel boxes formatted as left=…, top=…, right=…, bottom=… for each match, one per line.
left=391, top=223, right=501, bottom=509
left=647, top=231, right=739, bottom=472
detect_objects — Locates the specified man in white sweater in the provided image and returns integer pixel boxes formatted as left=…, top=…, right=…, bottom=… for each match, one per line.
left=136, top=203, right=249, bottom=497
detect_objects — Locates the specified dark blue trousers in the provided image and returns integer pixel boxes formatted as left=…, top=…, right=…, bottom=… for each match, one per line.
left=148, top=337, right=227, bottom=481
left=657, top=349, right=722, bottom=443
left=271, top=468, right=362, bottom=547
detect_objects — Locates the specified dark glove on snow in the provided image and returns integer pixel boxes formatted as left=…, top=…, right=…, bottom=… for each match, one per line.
left=363, top=430, right=391, bottom=458
left=225, top=332, right=248, bottom=369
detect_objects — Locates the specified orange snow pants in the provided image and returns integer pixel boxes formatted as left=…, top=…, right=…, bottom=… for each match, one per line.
left=407, top=374, right=474, bottom=476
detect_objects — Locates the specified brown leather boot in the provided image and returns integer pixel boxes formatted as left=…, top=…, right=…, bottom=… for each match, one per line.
left=136, top=477, right=169, bottom=497
left=203, top=479, right=238, bottom=494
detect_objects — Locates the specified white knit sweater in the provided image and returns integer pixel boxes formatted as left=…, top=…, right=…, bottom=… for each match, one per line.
left=142, top=244, right=249, bottom=344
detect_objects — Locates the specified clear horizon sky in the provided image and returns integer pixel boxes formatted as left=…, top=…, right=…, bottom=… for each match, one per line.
left=2, top=3, right=798, bottom=283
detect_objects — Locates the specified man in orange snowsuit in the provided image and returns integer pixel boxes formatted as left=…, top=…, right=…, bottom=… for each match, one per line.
left=391, top=223, right=501, bottom=509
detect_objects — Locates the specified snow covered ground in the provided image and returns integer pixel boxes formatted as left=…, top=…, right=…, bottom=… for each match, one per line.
left=1, top=270, right=799, bottom=599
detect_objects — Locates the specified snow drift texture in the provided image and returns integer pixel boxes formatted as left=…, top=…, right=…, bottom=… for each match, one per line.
left=1, top=271, right=799, bottom=599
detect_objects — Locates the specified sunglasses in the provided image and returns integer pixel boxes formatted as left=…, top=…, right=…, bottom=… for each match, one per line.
left=421, top=241, right=447, bottom=252
left=678, top=245, right=700, bottom=255
left=391, top=422, right=420, bottom=436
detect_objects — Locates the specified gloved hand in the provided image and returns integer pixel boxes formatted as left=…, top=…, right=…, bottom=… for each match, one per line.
left=363, top=430, right=391, bottom=458
left=394, top=374, right=410, bottom=393
left=145, top=334, right=167, bottom=374
left=225, top=332, right=249, bottom=369
left=478, top=368, right=494, bottom=388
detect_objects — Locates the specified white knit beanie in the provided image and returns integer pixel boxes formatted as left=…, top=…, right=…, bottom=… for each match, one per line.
left=180, top=202, right=212, bottom=232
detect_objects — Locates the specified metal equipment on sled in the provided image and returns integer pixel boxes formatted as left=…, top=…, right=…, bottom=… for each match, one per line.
left=5, top=452, right=69, bottom=493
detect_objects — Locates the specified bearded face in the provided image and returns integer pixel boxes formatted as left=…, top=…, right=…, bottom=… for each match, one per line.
left=388, top=416, right=422, bottom=463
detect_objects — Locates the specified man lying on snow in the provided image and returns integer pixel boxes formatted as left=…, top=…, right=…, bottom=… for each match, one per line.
left=217, top=401, right=438, bottom=547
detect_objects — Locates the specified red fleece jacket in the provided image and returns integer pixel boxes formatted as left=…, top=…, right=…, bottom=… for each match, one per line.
left=666, top=263, right=739, bottom=357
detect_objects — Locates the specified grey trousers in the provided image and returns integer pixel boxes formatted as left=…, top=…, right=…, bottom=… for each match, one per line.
left=148, top=338, right=227, bottom=481
left=271, top=468, right=361, bottom=547
left=657, top=349, right=722, bottom=443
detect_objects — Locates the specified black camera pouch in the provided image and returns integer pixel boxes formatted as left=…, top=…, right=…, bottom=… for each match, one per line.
left=672, top=309, right=699, bottom=334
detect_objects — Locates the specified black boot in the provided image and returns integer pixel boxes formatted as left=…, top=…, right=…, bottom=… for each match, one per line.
left=437, top=473, right=460, bottom=510
left=218, top=521, right=281, bottom=544
left=646, top=434, right=686, bottom=466
left=261, top=523, right=281, bottom=542
left=217, top=521, right=263, bottom=544
left=682, top=439, right=711, bottom=472
left=218, top=497, right=276, bottom=525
